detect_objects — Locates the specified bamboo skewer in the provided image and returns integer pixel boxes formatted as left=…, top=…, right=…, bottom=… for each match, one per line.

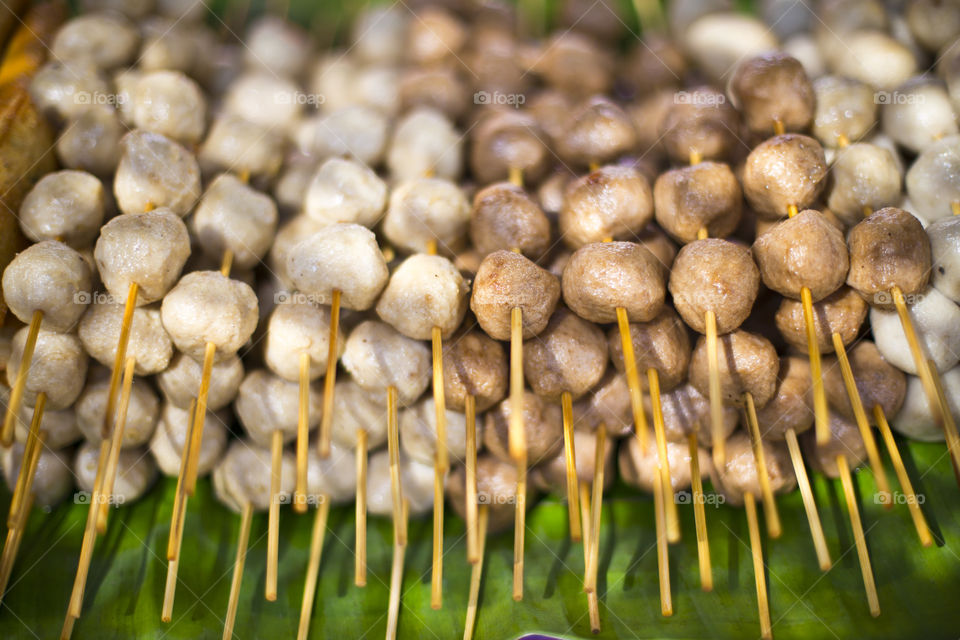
left=266, top=428, right=282, bottom=601
left=652, top=471, right=673, bottom=617
left=319, top=289, right=341, bottom=458
left=687, top=432, right=713, bottom=591
left=0, top=492, right=35, bottom=604
left=579, top=482, right=600, bottom=633
left=744, top=492, right=772, bottom=640
left=387, top=386, right=405, bottom=546
left=431, top=448, right=444, bottom=610
left=836, top=455, right=881, bottom=617
left=585, top=427, right=605, bottom=595
left=463, top=505, right=489, bottom=640
left=465, top=395, right=479, bottom=564
left=510, top=307, right=526, bottom=600
left=647, top=368, right=680, bottom=543
left=162, top=399, right=197, bottom=621
left=1, top=309, right=42, bottom=446
left=874, top=405, right=932, bottom=546
left=616, top=307, right=650, bottom=453
left=386, top=500, right=409, bottom=640
left=705, top=309, right=724, bottom=470
left=223, top=502, right=254, bottom=640
left=297, top=495, right=331, bottom=640
left=355, top=428, right=368, bottom=586
left=927, top=359, right=960, bottom=484
left=783, top=428, right=832, bottom=571
left=561, top=391, right=581, bottom=542
left=97, top=355, right=136, bottom=533
left=101, top=282, right=138, bottom=439
left=185, top=341, right=216, bottom=495
left=295, top=352, right=310, bottom=514
left=431, top=325, right=446, bottom=609
left=743, top=392, right=781, bottom=539
left=513, top=461, right=527, bottom=601
left=6, top=392, right=46, bottom=528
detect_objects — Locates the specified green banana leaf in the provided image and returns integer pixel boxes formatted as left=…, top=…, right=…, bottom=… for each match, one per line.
left=1, top=438, right=959, bottom=639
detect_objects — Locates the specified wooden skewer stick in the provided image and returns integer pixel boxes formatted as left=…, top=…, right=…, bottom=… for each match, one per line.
left=0, top=491, right=35, bottom=604
left=355, top=428, right=368, bottom=586
left=873, top=405, right=932, bottom=546
left=952, top=200, right=960, bottom=217
left=167, top=399, right=197, bottom=561
left=743, top=392, right=781, bottom=538
left=223, top=502, right=254, bottom=640
left=513, top=460, right=526, bottom=601
left=297, top=495, right=331, bottom=640
left=295, top=352, right=310, bottom=514
left=465, top=395, right=479, bottom=564
left=266, top=428, right=282, bottom=601
left=585, top=426, right=606, bottom=594
left=463, top=505, right=489, bottom=640
left=744, top=492, right=772, bottom=639
left=928, top=360, right=960, bottom=485
left=616, top=307, right=650, bottom=453
left=386, top=499, right=409, bottom=640
left=508, top=167, right=523, bottom=188
left=783, top=428, right=831, bottom=571
left=161, top=484, right=188, bottom=622
left=687, top=431, right=713, bottom=591
left=431, top=326, right=446, bottom=609
left=836, top=455, right=881, bottom=617
left=318, top=289, right=341, bottom=458
left=7, top=392, right=46, bottom=528
left=101, top=282, right=139, bottom=439
left=387, top=386, right=405, bottom=545
left=431, top=447, right=444, bottom=610
left=579, top=481, right=600, bottom=633
left=509, top=307, right=526, bottom=462
left=1, top=309, right=42, bottom=446
left=831, top=333, right=891, bottom=498
left=648, top=368, right=680, bottom=543
left=97, top=355, right=136, bottom=534
left=705, top=309, right=725, bottom=469
left=652, top=471, right=673, bottom=616
left=185, top=340, right=216, bottom=495
left=561, top=391, right=582, bottom=542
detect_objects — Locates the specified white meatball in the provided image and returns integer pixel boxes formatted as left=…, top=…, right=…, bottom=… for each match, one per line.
left=223, top=72, right=301, bottom=130
left=2, top=241, right=92, bottom=331
left=19, top=170, right=104, bottom=247
left=56, top=105, right=123, bottom=178
left=78, top=302, right=173, bottom=375
left=295, top=106, right=390, bottom=165
left=199, top=114, right=285, bottom=179
left=303, top=157, right=388, bottom=228
left=399, top=397, right=470, bottom=466
left=286, top=224, right=388, bottom=310
left=352, top=65, right=401, bottom=116
left=871, top=286, right=960, bottom=374
left=76, top=376, right=159, bottom=448
left=29, top=60, right=109, bottom=122
left=160, top=271, right=259, bottom=361
left=782, top=34, right=825, bottom=79
left=6, top=328, right=87, bottom=410
left=15, top=405, right=81, bottom=449
left=829, top=30, right=917, bottom=91
left=366, top=449, right=435, bottom=517
left=906, top=134, right=960, bottom=222
left=906, top=0, right=960, bottom=53
left=212, top=439, right=294, bottom=513
left=235, top=369, right=322, bottom=448
left=351, top=5, right=408, bottom=64
left=113, top=69, right=140, bottom=124
left=94, top=208, right=191, bottom=305
left=2, top=443, right=74, bottom=509
left=149, top=402, right=228, bottom=477
left=812, top=75, right=878, bottom=147
left=273, top=154, right=317, bottom=213
left=827, top=143, right=902, bottom=226
left=329, top=379, right=388, bottom=449
left=683, top=13, right=779, bottom=80
left=191, top=173, right=278, bottom=270
left=929, top=217, right=960, bottom=302
left=157, top=351, right=244, bottom=410
left=376, top=254, right=469, bottom=340
left=131, top=71, right=207, bottom=145
left=138, top=16, right=198, bottom=73
left=387, top=108, right=463, bottom=182
left=74, top=441, right=156, bottom=504
left=892, top=367, right=960, bottom=441
left=342, top=320, right=431, bottom=406
left=268, top=215, right=327, bottom=290
left=881, top=77, right=958, bottom=153
left=52, top=13, right=139, bottom=70
left=383, top=178, right=471, bottom=254
left=306, top=440, right=357, bottom=504
left=244, top=16, right=311, bottom=78
left=114, top=130, right=201, bottom=217
left=264, top=300, right=342, bottom=382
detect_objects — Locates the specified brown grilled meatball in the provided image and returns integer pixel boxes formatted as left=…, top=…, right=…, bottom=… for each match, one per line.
left=447, top=454, right=527, bottom=534
left=731, top=52, right=815, bottom=134
left=802, top=412, right=866, bottom=478
left=398, top=67, right=468, bottom=120
left=754, top=356, right=813, bottom=440
left=620, top=36, right=687, bottom=95
left=484, top=390, right=563, bottom=464
left=742, top=134, right=828, bottom=219
left=668, top=239, right=760, bottom=334
left=689, top=330, right=779, bottom=407
left=561, top=241, right=665, bottom=324
left=528, top=32, right=613, bottom=98
left=660, top=86, right=740, bottom=164
left=628, top=89, right=675, bottom=157
left=712, top=432, right=796, bottom=506
left=559, top=165, right=654, bottom=248
left=535, top=428, right=615, bottom=490
left=523, top=308, right=607, bottom=400
left=653, top=161, right=742, bottom=243
left=571, top=370, right=633, bottom=437
left=636, top=225, right=678, bottom=277
left=406, top=7, right=465, bottom=65
left=471, top=250, right=561, bottom=340
left=620, top=437, right=712, bottom=494
left=556, top=96, right=638, bottom=167
left=443, top=330, right=508, bottom=413
left=775, top=286, right=868, bottom=354
left=846, top=207, right=932, bottom=307
left=654, top=382, right=739, bottom=447
left=608, top=307, right=691, bottom=391
left=470, top=182, right=551, bottom=259
left=823, top=341, right=906, bottom=425
left=469, top=110, right=550, bottom=186
left=752, top=209, right=849, bottom=301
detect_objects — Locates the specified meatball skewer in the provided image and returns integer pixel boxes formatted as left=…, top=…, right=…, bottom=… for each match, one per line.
left=161, top=400, right=197, bottom=621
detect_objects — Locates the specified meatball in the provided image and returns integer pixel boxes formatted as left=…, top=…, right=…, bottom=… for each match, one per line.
left=562, top=242, right=665, bottom=324
left=235, top=369, right=322, bottom=448
left=342, top=320, right=431, bottom=406
left=742, top=134, right=828, bottom=219
left=929, top=217, right=960, bottom=303
left=286, top=224, right=389, bottom=311
left=870, top=286, right=960, bottom=374
left=305, top=440, right=358, bottom=504
left=660, top=86, right=740, bottom=163
left=471, top=250, right=561, bottom=340
left=881, top=77, right=958, bottom=154
left=824, top=341, right=906, bottom=426
left=484, top=391, right=563, bottom=464
left=523, top=308, right=607, bottom=400
left=555, top=97, right=638, bottom=167
left=754, top=357, right=813, bottom=440
left=608, top=307, right=691, bottom=391
left=906, top=134, right=960, bottom=223
left=56, top=105, right=123, bottom=178
left=75, top=441, right=156, bottom=505
left=406, top=6, right=465, bottom=64
left=78, top=302, right=173, bottom=375
left=157, top=351, right=243, bottom=411
left=94, top=208, right=191, bottom=305
left=19, top=170, right=104, bottom=247
left=653, top=382, right=739, bottom=447
left=2, top=443, right=73, bottom=509
left=559, top=165, right=654, bottom=248
left=620, top=437, right=711, bottom=493
left=199, top=114, right=285, bottom=180
left=400, top=397, right=470, bottom=466
left=470, top=182, right=551, bottom=259
left=160, top=271, right=259, bottom=361
left=387, top=108, right=462, bottom=182
left=653, top=161, right=742, bottom=243
left=131, top=70, right=206, bottom=144
left=296, top=105, right=389, bottom=167
left=846, top=207, right=932, bottom=304
left=775, top=287, right=868, bottom=354
left=29, top=60, right=110, bottom=122
left=683, top=13, right=778, bottom=81
left=712, top=432, right=795, bottom=506
left=811, top=75, right=878, bottom=147
left=222, top=72, right=301, bottom=130
left=376, top=254, right=469, bottom=340
left=442, top=330, right=507, bottom=413
left=113, top=130, right=201, bottom=217
left=536, top=427, right=615, bottom=489
left=2, top=241, right=92, bottom=331
left=383, top=177, right=471, bottom=255
left=366, top=449, right=434, bottom=517
left=76, top=376, right=159, bottom=448
left=264, top=300, right=342, bottom=382
left=243, top=15, right=311, bottom=78
left=893, top=367, right=960, bottom=441
left=827, top=143, right=902, bottom=225
left=447, top=454, right=525, bottom=534
left=15, top=404, right=81, bottom=450
left=829, top=30, right=916, bottom=91
left=52, top=13, right=139, bottom=70
left=150, top=401, right=228, bottom=477
left=668, top=239, right=760, bottom=335
left=689, top=330, right=779, bottom=407
left=469, top=110, right=550, bottom=186
left=212, top=440, right=294, bottom=513
left=328, top=379, right=388, bottom=449
left=731, top=52, right=815, bottom=134
left=303, top=157, right=388, bottom=228
left=802, top=413, right=866, bottom=478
